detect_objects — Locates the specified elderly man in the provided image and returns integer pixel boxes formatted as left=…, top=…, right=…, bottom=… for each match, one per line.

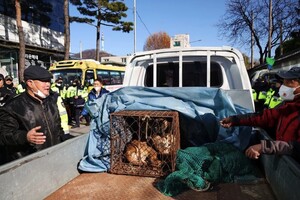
left=0, top=65, right=65, bottom=165
left=220, top=66, right=300, bottom=160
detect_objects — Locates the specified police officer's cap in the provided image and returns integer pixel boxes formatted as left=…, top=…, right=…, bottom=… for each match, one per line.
left=5, top=75, right=13, bottom=81
left=24, top=65, right=53, bottom=81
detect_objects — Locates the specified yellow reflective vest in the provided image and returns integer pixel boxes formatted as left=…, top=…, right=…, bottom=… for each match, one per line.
left=56, top=95, right=69, bottom=134
left=252, top=89, right=257, bottom=102
left=268, top=96, right=283, bottom=109
left=264, top=88, right=276, bottom=106
left=16, top=83, right=26, bottom=94
left=258, top=91, right=267, bottom=100
left=51, top=84, right=67, bottom=99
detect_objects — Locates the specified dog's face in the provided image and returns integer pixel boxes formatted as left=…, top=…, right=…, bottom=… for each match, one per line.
left=152, top=133, right=174, bottom=154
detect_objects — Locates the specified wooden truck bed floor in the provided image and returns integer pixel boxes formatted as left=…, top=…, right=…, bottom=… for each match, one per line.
left=45, top=172, right=275, bottom=200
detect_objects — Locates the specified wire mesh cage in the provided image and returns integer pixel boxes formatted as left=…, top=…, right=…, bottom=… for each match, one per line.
left=110, top=110, right=180, bottom=177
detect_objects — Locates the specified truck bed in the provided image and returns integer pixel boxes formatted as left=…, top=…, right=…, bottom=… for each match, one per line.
left=45, top=172, right=275, bottom=200
left=1, top=126, right=294, bottom=200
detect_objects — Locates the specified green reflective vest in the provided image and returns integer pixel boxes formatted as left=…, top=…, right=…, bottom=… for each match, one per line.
left=51, top=84, right=67, bottom=99
left=258, top=91, right=267, bottom=100
left=268, top=96, right=283, bottom=109
left=264, top=88, right=276, bottom=106
left=252, top=89, right=257, bottom=102
left=66, top=86, right=88, bottom=99
left=16, top=83, right=26, bottom=94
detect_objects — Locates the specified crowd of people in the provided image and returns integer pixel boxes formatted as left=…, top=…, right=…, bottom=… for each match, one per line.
left=50, top=76, right=109, bottom=129
left=251, top=74, right=283, bottom=112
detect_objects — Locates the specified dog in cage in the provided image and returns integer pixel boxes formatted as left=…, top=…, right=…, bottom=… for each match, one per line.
left=124, top=139, right=162, bottom=167
left=152, top=133, right=174, bottom=155
left=151, top=118, right=175, bottom=155
left=124, top=115, right=176, bottom=166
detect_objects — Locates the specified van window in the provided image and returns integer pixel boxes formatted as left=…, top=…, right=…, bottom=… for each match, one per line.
left=84, top=70, right=94, bottom=87
left=51, top=69, right=82, bottom=86
left=97, top=70, right=124, bottom=85
left=97, top=70, right=111, bottom=85
left=110, top=71, right=123, bottom=84
left=144, top=60, right=223, bottom=87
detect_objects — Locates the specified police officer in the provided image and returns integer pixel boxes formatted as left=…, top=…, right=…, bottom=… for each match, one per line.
left=16, top=80, right=26, bottom=94
left=51, top=77, right=70, bottom=135
left=66, top=79, right=88, bottom=128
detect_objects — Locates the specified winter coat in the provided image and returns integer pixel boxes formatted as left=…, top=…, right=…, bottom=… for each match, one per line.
left=81, top=87, right=109, bottom=116
left=231, top=97, right=300, bottom=156
left=232, top=98, right=300, bottom=142
left=0, top=91, right=64, bottom=164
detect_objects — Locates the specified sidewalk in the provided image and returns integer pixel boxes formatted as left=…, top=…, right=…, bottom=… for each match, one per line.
left=69, top=124, right=90, bottom=137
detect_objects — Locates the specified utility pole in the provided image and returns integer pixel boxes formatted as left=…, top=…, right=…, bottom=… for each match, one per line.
left=95, top=2, right=101, bottom=61
left=251, top=10, right=254, bottom=68
left=96, top=11, right=101, bottom=61
left=268, top=0, right=272, bottom=58
left=101, top=32, right=104, bottom=51
left=80, top=41, right=82, bottom=59
left=134, top=0, right=136, bottom=53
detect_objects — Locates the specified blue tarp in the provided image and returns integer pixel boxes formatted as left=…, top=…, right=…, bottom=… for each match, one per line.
left=78, top=86, right=253, bottom=172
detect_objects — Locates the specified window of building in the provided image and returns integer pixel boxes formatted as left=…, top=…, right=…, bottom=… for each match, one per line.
left=0, top=0, right=64, bottom=33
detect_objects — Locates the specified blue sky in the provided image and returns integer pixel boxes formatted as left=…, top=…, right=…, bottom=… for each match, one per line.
left=70, top=0, right=251, bottom=57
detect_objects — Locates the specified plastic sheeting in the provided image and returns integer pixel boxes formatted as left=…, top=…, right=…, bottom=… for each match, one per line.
left=78, top=87, right=253, bottom=172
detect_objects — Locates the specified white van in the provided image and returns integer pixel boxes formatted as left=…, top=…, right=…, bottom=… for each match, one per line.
left=123, top=46, right=255, bottom=111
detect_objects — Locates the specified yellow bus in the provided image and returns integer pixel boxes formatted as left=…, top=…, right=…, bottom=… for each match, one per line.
left=49, top=59, right=125, bottom=92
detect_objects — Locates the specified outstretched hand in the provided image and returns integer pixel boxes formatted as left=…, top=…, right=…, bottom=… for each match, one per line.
left=220, top=117, right=233, bottom=128
left=26, top=126, right=46, bottom=145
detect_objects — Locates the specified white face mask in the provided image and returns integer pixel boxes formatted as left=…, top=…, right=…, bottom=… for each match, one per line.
left=278, top=85, right=300, bottom=101
left=94, top=86, right=101, bottom=92
left=31, top=81, right=47, bottom=99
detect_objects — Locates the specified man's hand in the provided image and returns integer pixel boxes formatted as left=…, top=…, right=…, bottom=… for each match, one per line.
left=26, top=126, right=46, bottom=145
left=220, top=117, right=233, bottom=128
left=245, top=144, right=262, bottom=159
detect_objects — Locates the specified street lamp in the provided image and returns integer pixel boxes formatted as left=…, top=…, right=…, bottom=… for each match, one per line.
left=190, top=39, right=202, bottom=44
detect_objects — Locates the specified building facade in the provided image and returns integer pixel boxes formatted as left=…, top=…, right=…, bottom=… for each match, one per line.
left=0, top=0, right=65, bottom=83
left=170, top=34, right=190, bottom=48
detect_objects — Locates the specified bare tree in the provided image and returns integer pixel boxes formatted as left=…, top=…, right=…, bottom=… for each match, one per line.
left=143, top=32, right=171, bottom=51
left=64, top=0, right=70, bottom=60
left=217, top=0, right=298, bottom=64
left=15, top=0, right=25, bottom=82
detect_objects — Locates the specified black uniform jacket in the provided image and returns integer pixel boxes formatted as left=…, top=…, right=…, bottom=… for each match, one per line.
left=0, top=91, right=64, bottom=164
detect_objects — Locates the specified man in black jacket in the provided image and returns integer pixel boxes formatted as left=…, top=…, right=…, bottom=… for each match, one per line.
left=0, top=65, right=65, bottom=165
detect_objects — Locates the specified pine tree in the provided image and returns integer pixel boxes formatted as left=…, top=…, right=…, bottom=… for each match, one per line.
left=70, top=0, right=133, bottom=60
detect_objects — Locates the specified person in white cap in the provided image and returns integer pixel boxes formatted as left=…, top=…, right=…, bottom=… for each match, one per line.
left=220, top=66, right=300, bottom=161
left=0, top=65, right=65, bottom=165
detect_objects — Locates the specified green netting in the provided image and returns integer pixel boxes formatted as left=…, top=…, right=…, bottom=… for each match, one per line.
left=156, top=142, right=259, bottom=196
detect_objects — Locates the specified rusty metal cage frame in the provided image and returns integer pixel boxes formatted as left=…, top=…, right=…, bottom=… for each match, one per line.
left=110, top=110, right=180, bottom=177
